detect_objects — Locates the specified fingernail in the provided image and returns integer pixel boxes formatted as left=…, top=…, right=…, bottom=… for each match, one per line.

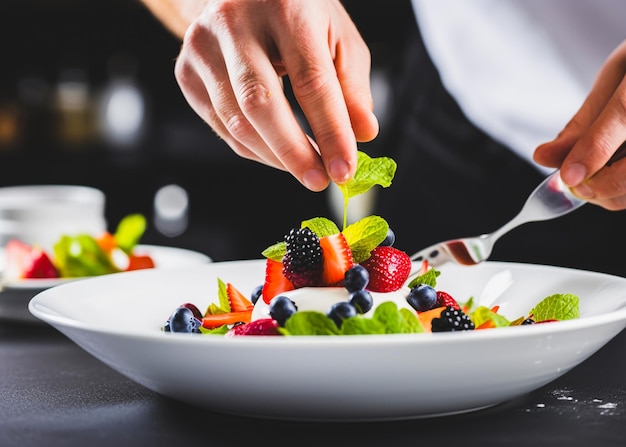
left=303, top=168, right=329, bottom=191
left=561, top=163, right=586, bottom=186
left=572, top=182, right=594, bottom=199
left=329, top=158, right=351, bottom=183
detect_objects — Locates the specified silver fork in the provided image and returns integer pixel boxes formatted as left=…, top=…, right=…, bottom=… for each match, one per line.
left=410, top=143, right=626, bottom=268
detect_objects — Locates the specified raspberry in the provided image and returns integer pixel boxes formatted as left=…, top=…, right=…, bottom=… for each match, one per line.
left=226, top=318, right=281, bottom=336
left=435, top=291, right=460, bottom=310
left=282, top=227, right=323, bottom=288
left=431, top=306, right=475, bottom=332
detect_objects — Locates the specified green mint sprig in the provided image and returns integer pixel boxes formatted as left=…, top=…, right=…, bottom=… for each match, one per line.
left=337, top=151, right=397, bottom=230
left=261, top=151, right=397, bottom=263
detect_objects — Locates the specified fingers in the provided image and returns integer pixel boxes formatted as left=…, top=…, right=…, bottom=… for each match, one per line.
left=533, top=40, right=626, bottom=209
left=172, top=0, right=377, bottom=192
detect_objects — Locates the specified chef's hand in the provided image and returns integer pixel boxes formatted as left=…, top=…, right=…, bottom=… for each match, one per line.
left=533, top=39, right=626, bottom=211
left=169, top=0, right=379, bottom=191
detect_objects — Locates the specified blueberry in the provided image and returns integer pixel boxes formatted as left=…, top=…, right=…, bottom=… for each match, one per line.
left=349, top=289, right=373, bottom=314
left=344, top=265, right=369, bottom=292
left=407, top=284, right=438, bottom=312
left=380, top=227, right=396, bottom=247
left=169, top=306, right=202, bottom=333
left=327, top=301, right=358, bottom=328
left=181, top=302, right=203, bottom=320
left=250, top=284, right=264, bottom=304
left=269, top=295, right=298, bottom=326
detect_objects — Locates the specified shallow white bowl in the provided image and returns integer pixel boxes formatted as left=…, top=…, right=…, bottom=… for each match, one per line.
left=29, top=260, right=626, bottom=421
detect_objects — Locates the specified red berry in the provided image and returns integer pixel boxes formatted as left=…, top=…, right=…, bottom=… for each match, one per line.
left=435, top=291, right=460, bottom=310
left=225, top=318, right=282, bottom=337
left=319, top=233, right=354, bottom=286
left=262, top=259, right=295, bottom=304
left=360, top=246, right=412, bottom=293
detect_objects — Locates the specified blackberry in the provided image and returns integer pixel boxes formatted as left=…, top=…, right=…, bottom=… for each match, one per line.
left=282, top=227, right=323, bottom=288
left=521, top=317, right=535, bottom=325
left=431, top=306, right=475, bottom=332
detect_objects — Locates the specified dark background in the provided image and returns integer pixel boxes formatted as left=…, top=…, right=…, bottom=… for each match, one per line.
left=0, top=0, right=417, bottom=261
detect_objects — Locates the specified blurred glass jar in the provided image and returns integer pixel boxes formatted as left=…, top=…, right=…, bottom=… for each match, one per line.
left=0, top=185, right=107, bottom=252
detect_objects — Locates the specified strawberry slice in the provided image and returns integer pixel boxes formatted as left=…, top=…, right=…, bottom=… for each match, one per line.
left=319, top=233, right=354, bottom=286
left=226, top=282, right=254, bottom=312
left=360, top=246, right=411, bottom=292
left=201, top=310, right=253, bottom=329
left=4, top=239, right=59, bottom=279
left=126, top=254, right=155, bottom=271
left=262, top=258, right=295, bottom=304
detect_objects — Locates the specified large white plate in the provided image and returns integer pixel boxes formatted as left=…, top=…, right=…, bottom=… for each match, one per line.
left=29, top=260, right=626, bottom=421
left=1, top=245, right=211, bottom=322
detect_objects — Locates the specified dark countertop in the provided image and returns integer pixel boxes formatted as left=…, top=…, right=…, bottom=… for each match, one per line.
left=1, top=306, right=625, bottom=447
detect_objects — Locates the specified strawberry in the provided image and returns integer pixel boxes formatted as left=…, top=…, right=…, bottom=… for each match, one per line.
left=4, top=239, right=59, bottom=279
left=435, top=291, right=460, bottom=310
left=226, top=282, right=254, bottom=312
left=225, top=318, right=282, bottom=337
left=359, top=246, right=411, bottom=292
left=126, top=254, right=155, bottom=271
left=201, top=310, right=253, bottom=329
left=319, top=233, right=354, bottom=285
left=262, top=259, right=295, bottom=304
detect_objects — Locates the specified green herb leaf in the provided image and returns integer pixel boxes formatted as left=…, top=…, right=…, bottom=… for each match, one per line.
left=261, top=241, right=285, bottom=262
left=114, top=213, right=146, bottom=254
left=300, top=217, right=340, bottom=238
left=53, top=234, right=119, bottom=277
left=408, top=268, right=441, bottom=289
left=338, top=151, right=397, bottom=199
left=529, top=293, right=580, bottom=321
left=469, top=306, right=511, bottom=328
left=342, top=215, right=389, bottom=263
left=280, top=311, right=341, bottom=335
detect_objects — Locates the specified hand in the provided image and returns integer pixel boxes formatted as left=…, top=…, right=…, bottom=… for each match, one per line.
left=533, top=39, right=626, bottom=210
left=173, top=0, right=379, bottom=191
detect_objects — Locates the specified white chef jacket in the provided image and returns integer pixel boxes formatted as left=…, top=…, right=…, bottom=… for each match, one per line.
left=411, top=0, right=625, bottom=172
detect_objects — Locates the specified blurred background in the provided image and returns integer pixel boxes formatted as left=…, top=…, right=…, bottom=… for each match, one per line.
left=0, top=0, right=416, bottom=261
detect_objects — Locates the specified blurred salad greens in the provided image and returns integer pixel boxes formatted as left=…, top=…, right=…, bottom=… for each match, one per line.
left=52, top=213, right=147, bottom=278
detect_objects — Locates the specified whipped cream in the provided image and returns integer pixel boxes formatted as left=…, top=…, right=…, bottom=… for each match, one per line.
left=252, top=287, right=412, bottom=321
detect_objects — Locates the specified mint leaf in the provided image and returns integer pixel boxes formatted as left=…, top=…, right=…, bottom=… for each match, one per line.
left=261, top=241, right=285, bottom=262
left=408, top=268, right=440, bottom=289
left=469, top=306, right=511, bottom=328
left=342, top=215, right=389, bottom=263
left=280, top=311, right=341, bottom=335
left=336, top=151, right=397, bottom=229
left=217, top=278, right=230, bottom=311
left=529, top=293, right=580, bottom=321
left=338, top=152, right=397, bottom=199
left=370, top=301, right=424, bottom=334
left=341, top=317, right=387, bottom=335
left=300, top=217, right=340, bottom=238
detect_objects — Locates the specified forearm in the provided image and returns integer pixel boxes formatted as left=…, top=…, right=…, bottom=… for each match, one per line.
left=139, top=0, right=208, bottom=39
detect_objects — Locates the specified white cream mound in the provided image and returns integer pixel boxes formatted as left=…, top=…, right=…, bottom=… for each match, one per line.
left=252, top=287, right=412, bottom=321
